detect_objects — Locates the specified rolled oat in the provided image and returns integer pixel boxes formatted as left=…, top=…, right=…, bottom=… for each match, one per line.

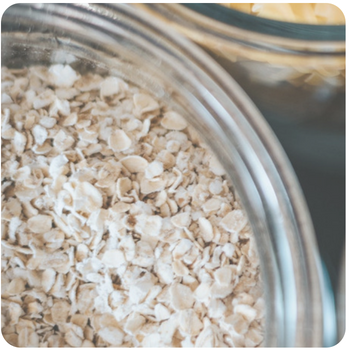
left=1, top=64, right=264, bottom=347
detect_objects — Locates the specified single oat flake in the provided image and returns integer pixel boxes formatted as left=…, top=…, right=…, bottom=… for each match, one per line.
left=1, top=64, right=264, bottom=348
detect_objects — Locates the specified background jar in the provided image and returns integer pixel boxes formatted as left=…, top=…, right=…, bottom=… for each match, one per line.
left=2, top=3, right=330, bottom=347
left=137, top=4, right=345, bottom=125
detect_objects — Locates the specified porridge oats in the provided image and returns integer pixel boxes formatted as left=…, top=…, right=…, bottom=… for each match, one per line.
left=1, top=64, right=264, bottom=347
left=220, top=3, right=345, bottom=24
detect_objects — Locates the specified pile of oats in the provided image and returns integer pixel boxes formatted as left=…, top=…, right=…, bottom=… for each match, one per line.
left=1, top=64, right=264, bottom=347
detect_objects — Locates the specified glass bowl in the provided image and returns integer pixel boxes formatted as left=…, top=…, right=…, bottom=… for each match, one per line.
left=2, top=3, right=330, bottom=347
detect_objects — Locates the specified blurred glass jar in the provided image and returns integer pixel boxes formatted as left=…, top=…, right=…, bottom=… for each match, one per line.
left=137, top=4, right=345, bottom=126
left=2, top=3, right=331, bottom=347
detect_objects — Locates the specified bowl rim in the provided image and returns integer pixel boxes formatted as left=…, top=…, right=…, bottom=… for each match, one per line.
left=183, top=4, right=345, bottom=42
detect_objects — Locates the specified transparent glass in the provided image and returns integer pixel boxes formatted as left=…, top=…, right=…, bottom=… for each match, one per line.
left=137, top=4, right=345, bottom=126
left=2, top=3, right=327, bottom=347
left=336, top=249, right=345, bottom=341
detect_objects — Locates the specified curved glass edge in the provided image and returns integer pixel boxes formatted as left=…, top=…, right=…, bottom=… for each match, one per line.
left=321, top=261, right=338, bottom=346
left=139, top=3, right=345, bottom=58
left=182, top=4, right=345, bottom=42
left=336, top=249, right=345, bottom=343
